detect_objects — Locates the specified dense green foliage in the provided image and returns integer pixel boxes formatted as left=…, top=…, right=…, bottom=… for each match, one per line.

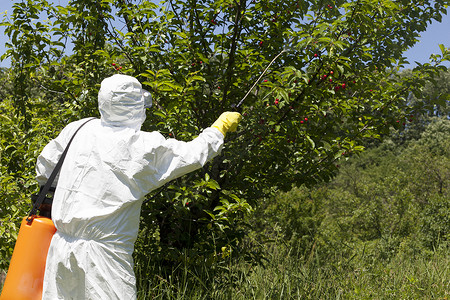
left=1, top=0, right=449, bottom=296
left=0, top=67, right=71, bottom=268
left=255, top=117, right=449, bottom=261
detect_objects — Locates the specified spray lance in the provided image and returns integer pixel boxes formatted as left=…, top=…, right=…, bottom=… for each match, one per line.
left=232, top=47, right=292, bottom=111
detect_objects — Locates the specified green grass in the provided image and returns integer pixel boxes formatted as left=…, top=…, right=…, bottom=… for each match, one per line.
left=135, top=245, right=449, bottom=299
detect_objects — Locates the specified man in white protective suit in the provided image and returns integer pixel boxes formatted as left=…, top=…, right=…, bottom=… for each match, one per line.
left=36, top=74, right=242, bottom=299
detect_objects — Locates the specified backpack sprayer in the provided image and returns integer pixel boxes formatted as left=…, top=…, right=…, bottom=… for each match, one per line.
left=0, top=118, right=95, bottom=300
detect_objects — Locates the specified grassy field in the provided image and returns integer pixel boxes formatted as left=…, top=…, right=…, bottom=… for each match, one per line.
left=135, top=244, right=449, bottom=299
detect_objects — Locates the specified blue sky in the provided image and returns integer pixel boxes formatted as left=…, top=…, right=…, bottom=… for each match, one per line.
left=403, top=12, right=450, bottom=67
left=0, top=2, right=449, bottom=68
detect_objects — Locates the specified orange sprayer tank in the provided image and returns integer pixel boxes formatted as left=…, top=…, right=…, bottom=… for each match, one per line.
left=0, top=216, right=56, bottom=300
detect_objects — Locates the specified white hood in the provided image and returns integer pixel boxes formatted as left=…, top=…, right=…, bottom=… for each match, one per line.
left=98, top=74, right=146, bottom=130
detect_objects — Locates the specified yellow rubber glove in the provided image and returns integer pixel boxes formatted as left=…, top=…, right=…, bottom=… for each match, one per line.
left=211, top=112, right=242, bottom=137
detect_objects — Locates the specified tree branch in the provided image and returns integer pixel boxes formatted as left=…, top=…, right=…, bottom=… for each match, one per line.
left=221, top=0, right=246, bottom=106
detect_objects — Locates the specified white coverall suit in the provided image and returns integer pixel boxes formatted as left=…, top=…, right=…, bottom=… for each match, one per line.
left=36, top=74, right=226, bottom=299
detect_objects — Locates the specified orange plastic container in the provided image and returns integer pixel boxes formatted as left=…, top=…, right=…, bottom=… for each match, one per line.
left=0, top=216, right=56, bottom=300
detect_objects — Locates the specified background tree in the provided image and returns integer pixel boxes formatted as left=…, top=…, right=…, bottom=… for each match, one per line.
left=1, top=0, right=449, bottom=281
left=256, top=115, right=449, bottom=262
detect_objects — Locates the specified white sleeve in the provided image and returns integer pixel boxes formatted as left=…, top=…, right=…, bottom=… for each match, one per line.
left=141, top=127, right=224, bottom=191
left=35, top=136, right=65, bottom=186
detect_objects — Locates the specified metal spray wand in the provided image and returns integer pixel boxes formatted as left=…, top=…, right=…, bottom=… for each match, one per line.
left=234, top=48, right=289, bottom=109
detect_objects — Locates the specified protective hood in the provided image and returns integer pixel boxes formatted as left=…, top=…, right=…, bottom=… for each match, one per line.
left=98, top=74, right=146, bottom=130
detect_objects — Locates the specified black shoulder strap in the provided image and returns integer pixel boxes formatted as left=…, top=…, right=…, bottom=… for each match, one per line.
left=27, top=118, right=96, bottom=223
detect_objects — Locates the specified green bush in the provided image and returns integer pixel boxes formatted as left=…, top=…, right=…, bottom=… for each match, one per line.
left=420, top=193, right=450, bottom=251
left=253, top=118, right=450, bottom=265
